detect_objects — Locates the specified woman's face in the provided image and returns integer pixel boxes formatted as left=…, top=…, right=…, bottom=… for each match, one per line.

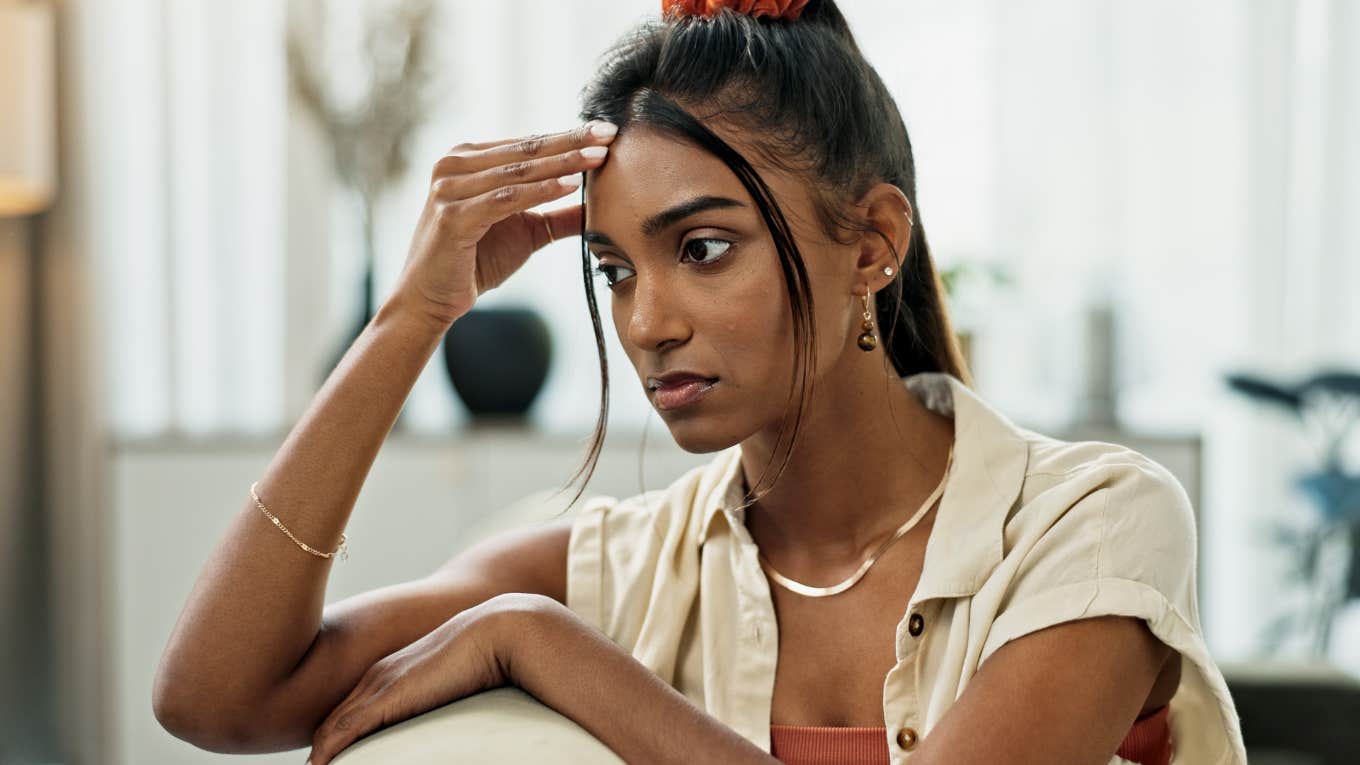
left=583, top=124, right=862, bottom=453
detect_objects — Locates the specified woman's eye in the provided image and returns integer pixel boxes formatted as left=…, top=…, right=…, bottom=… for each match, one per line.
left=590, top=262, right=632, bottom=288
left=589, top=237, right=732, bottom=290
left=681, top=237, right=733, bottom=265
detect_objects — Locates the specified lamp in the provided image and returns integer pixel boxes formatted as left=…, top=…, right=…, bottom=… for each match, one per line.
left=0, top=3, right=57, bottom=218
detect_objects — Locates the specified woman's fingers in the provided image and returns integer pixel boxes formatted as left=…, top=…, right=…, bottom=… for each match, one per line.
left=437, top=143, right=606, bottom=202
left=437, top=120, right=616, bottom=177
left=449, top=174, right=585, bottom=242
left=519, top=203, right=585, bottom=252
left=308, top=676, right=386, bottom=764
left=539, top=203, right=584, bottom=244
left=388, top=121, right=615, bottom=326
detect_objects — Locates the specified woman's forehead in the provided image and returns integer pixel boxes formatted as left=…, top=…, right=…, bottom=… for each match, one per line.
left=585, top=127, right=739, bottom=197
left=583, top=124, right=812, bottom=230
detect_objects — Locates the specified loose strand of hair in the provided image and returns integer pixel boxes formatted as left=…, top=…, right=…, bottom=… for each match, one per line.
left=547, top=175, right=610, bottom=516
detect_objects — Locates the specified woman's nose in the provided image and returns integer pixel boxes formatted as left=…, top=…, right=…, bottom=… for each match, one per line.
left=625, top=274, right=689, bottom=352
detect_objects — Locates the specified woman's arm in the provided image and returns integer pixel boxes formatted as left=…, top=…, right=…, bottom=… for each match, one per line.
left=152, top=121, right=614, bottom=748
left=153, top=297, right=451, bottom=742
left=505, top=600, right=780, bottom=765
left=908, top=615, right=1172, bottom=765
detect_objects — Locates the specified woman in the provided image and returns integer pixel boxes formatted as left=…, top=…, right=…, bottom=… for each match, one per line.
left=153, top=1, right=1248, bottom=764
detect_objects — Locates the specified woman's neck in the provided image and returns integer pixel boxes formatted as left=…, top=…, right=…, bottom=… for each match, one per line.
left=738, top=369, right=956, bottom=574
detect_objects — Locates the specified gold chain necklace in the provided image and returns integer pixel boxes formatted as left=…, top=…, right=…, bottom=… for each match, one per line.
left=756, top=444, right=954, bottom=598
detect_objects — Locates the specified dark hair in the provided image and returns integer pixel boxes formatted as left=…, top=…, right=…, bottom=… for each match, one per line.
left=548, top=0, right=970, bottom=514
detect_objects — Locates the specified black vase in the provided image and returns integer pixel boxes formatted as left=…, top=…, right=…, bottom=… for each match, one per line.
left=442, top=306, right=553, bottom=420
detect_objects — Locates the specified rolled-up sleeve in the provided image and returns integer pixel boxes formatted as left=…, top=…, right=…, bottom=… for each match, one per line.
left=978, top=455, right=1246, bottom=763
left=982, top=458, right=1200, bottom=657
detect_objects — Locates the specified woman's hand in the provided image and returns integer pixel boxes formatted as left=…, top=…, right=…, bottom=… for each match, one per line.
left=304, top=593, right=548, bottom=765
left=388, top=121, right=617, bottom=330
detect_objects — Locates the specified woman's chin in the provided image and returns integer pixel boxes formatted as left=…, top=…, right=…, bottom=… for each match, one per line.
left=649, top=381, right=753, bottom=453
left=662, top=421, right=742, bottom=455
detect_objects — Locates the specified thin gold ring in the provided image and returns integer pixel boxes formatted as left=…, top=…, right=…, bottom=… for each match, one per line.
left=541, top=215, right=555, bottom=244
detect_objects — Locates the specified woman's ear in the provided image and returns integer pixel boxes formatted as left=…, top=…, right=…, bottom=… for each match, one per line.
left=850, top=182, right=914, bottom=295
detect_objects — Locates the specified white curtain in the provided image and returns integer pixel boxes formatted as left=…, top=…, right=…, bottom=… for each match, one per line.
left=85, top=0, right=1360, bottom=656
left=83, top=0, right=285, bottom=437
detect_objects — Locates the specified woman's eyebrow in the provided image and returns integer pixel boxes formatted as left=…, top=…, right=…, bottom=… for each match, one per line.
left=584, top=194, right=746, bottom=248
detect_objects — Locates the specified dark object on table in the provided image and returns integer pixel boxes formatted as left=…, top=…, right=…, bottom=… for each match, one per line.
left=442, top=306, right=552, bottom=420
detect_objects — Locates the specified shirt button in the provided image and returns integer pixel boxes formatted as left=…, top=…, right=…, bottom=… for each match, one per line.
left=908, top=612, right=925, bottom=637
left=896, top=726, right=919, bottom=750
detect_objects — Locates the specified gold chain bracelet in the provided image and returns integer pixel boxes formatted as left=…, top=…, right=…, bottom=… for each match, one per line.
left=250, top=481, right=349, bottom=562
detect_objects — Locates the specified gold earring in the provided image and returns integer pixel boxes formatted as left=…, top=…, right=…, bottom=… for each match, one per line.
left=857, top=291, right=877, bottom=351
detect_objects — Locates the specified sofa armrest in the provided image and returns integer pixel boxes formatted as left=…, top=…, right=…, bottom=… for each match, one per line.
left=332, top=685, right=624, bottom=765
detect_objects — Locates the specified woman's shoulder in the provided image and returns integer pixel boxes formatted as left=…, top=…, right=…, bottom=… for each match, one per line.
left=979, top=432, right=1245, bottom=763
left=1019, top=427, right=1182, bottom=481
left=974, top=432, right=1201, bottom=652
left=991, top=431, right=1201, bottom=607
left=1013, top=431, right=1195, bottom=532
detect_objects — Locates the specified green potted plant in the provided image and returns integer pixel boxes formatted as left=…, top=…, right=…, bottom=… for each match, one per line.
left=939, top=259, right=1013, bottom=373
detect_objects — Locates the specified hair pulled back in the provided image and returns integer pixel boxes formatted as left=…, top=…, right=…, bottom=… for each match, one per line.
left=553, top=0, right=970, bottom=511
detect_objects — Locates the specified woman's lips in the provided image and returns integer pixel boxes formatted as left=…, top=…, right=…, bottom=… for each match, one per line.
left=652, top=378, right=718, bottom=411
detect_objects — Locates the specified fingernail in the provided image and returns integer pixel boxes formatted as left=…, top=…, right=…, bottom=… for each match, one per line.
left=580, top=145, right=608, bottom=159
left=590, top=122, right=618, bottom=139
left=558, top=173, right=583, bottom=188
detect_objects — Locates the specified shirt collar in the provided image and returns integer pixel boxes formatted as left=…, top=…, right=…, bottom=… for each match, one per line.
left=695, top=371, right=1030, bottom=601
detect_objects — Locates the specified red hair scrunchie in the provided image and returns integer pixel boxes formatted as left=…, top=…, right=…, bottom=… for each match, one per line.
left=662, top=0, right=811, bottom=21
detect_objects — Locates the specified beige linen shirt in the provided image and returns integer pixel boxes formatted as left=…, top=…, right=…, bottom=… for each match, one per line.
left=566, top=371, right=1248, bottom=764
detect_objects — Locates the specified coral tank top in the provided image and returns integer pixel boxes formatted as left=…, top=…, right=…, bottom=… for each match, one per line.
left=769, top=704, right=1173, bottom=765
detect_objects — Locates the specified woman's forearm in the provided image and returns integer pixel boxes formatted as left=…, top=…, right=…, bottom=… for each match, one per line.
left=507, top=607, right=780, bottom=765
left=152, top=296, right=450, bottom=731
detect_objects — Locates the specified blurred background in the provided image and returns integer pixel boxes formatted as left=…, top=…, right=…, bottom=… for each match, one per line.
left=2, top=0, right=1358, bottom=763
